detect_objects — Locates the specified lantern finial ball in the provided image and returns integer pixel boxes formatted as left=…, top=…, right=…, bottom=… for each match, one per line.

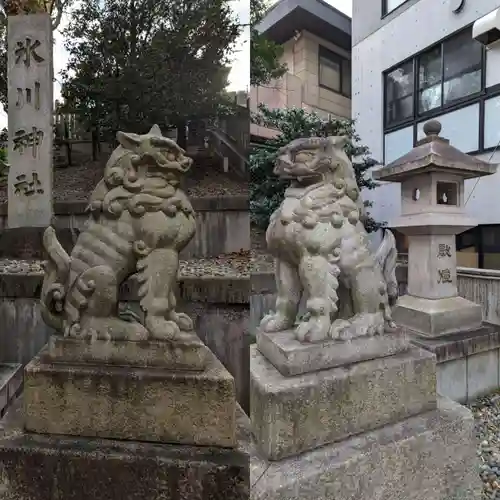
left=423, top=119, right=442, bottom=137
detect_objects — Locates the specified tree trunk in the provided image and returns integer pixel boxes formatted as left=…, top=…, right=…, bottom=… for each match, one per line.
left=64, top=118, right=72, bottom=166
left=91, top=127, right=98, bottom=161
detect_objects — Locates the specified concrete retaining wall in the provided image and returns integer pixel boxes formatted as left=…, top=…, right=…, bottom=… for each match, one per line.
left=0, top=196, right=250, bottom=259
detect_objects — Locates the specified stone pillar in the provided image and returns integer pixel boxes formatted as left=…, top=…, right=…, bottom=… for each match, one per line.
left=407, top=234, right=457, bottom=299
left=7, top=13, right=53, bottom=228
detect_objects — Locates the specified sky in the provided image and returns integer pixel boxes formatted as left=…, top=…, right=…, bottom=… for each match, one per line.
left=0, top=0, right=353, bottom=127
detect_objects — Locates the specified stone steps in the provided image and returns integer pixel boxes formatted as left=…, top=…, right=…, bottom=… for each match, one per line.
left=0, top=364, right=23, bottom=418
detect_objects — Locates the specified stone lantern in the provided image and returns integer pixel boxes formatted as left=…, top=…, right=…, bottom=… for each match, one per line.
left=373, top=120, right=497, bottom=337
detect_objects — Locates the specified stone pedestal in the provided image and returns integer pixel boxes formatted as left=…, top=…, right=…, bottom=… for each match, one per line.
left=0, top=335, right=247, bottom=499
left=25, top=346, right=236, bottom=447
left=393, top=294, right=483, bottom=337
left=45, top=334, right=210, bottom=370
left=251, top=395, right=481, bottom=500
left=257, top=328, right=409, bottom=376
left=0, top=399, right=249, bottom=500
left=410, top=322, right=500, bottom=403
left=250, top=328, right=480, bottom=499
left=0, top=364, right=23, bottom=416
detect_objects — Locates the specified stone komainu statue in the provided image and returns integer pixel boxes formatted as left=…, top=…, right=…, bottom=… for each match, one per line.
left=41, top=125, right=197, bottom=342
left=261, top=136, right=398, bottom=343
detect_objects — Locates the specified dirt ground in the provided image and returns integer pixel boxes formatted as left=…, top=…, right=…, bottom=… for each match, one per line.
left=0, top=157, right=247, bottom=203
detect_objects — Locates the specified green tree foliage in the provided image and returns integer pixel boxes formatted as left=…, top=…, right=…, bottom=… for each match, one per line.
left=250, top=0, right=287, bottom=86
left=250, top=104, right=384, bottom=232
left=61, top=0, right=241, bottom=143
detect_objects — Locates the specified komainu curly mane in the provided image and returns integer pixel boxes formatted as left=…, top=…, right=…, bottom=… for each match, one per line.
left=261, top=136, right=398, bottom=343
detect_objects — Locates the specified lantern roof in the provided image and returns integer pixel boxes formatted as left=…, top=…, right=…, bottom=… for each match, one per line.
left=374, top=120, right=497, bottom=182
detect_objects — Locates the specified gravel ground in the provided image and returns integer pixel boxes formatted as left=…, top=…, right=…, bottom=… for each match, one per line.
left=0, top=160, right=104, bottom=203
left=0, top=159, right=247, bottom=203
left=184, top=167, right=247, bottom=197
left=469, top=392, right=500, bottom=499
left=179, top=252, right=252, bottom=277
left=0, top=250, right=273, bottom=277
left=0, top=224, right=271, bottom=277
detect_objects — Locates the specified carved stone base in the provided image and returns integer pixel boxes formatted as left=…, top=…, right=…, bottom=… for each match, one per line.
left=44, top=335, right=210, bottom=371
left=24, top=347, right=236, bottom=447
left=250, top=345, right=437, bottom=461
left=0, top=399, right=249, bottom=500
left=250, top=397, right=481, bottom=500
left=393, top=294, right=482, bottom=337
left=257, top=329, right=409, bottom=376
left=409, top=322, right=500, bottom=403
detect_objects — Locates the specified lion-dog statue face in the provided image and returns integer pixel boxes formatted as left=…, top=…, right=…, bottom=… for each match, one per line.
left=273, top=136, right=351, bottom=184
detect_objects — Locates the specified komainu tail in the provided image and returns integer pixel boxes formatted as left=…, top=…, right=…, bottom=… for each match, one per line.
left=373, top=228, right=398, bottom=306
left=40, top=227, right=71, bottom=331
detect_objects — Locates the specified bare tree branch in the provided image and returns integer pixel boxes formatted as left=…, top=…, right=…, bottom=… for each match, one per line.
left=51, top=0, right=73, bottom=30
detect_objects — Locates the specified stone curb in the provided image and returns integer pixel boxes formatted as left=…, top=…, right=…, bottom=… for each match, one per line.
left=0, top=272, right=249, bottom=304
left=411, top=323, right=500, bottom=363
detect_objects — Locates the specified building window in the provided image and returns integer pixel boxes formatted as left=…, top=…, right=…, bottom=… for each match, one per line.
left=385, top=61, right=414, bottom=126
left=416, top=29, right=482, bottom=115
left=382, top=0, right=408, bottom=16
left=384, top=126, right=413, bottom=164
left=383, top=25, right=496, bottom=162
left=318, top=46, right=351, bottom=97
left=418, top=46, right=442, bottom=113
left=442, top=29, right=482, bottom=105
left=484, top=95, right=500, bottom=149
left=416, top=104, right=480, bottom=153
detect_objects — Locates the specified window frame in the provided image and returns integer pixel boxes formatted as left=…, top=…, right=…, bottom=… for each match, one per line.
left=318, top=45, right=351, bottom=98
left=382, top=24, right=499, bottom=162
left=382, top=0, right=412, bottom=17
left=483, top=94, right=500, bottom=149
left=417, top=44, right=443, bottom=114
left=385, top=60, right=415, bottom=127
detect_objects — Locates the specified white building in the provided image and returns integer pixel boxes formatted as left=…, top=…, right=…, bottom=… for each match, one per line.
left=352, top=0, right=500, bottom=268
